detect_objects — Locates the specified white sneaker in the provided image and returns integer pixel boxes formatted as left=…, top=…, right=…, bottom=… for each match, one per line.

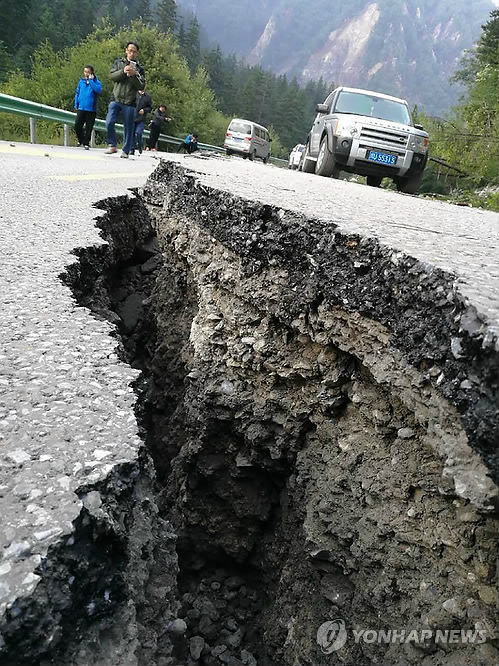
left=120, top=151, right=129, bottom=159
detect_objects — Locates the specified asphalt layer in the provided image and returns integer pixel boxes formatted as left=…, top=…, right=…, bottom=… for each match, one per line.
left=0, top=141, right=498, bottom=621
left=177, top=153, right=499, bottom=341
left=0, top=141, right=159, bottom=615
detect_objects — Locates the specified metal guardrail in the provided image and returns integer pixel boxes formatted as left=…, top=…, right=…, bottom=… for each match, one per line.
left=0, top=93, right=287, bottom=165
left=0, top=93, right=225, bottom=153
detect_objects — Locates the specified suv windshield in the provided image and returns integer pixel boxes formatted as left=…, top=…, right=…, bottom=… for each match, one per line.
left=334, top=92, right=411, bottom=125
left=229, top=121, right=252, bottom=134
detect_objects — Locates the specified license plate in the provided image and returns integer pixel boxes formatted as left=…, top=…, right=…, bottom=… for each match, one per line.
left=368, top=150, right=397, bottom=165
left=234, top=137, right=243, bottom=142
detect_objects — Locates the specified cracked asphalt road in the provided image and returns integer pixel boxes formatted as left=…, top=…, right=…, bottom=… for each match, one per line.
left=0, top=140, right=497, bottom=622
left=0, top=141, right=158, bottom=614
left=178, top=152, right=499, bottom=341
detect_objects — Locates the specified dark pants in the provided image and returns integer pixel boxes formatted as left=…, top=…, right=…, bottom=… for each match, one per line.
left=177, top=141, right=198, bottom=154
left=147, top=124, right=161, bottom=149
left=74, top=110, right=96, bottom=146
left=134, top=120, right=145, bottom=153
left=106, top=101, right=136, bottom=154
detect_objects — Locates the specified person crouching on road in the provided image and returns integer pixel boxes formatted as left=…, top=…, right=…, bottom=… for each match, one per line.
left=74, top=66, right=102, bottom=149
left=131, top=88, right=152, bottom=155
left=145, top=105, right=171, bottom=151
left=105, top=41, right=145, bottom=159
left=177, top=132, right=199, bottom=154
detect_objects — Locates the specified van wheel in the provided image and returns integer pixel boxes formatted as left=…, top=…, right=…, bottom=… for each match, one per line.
left=366, top=176, right=383, bottom=187
left=395, top=172, right=423, bottom=194
left=263, top=155, right=269, bottom=164
left=315, top=136, right=337, bottom=177
left=248, top=151, right=255, bottom=162
left=301, top=142, right=315, bottom=173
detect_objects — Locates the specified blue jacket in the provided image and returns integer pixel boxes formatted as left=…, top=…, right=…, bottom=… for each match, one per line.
left=74, top=77, right=102, bottom=112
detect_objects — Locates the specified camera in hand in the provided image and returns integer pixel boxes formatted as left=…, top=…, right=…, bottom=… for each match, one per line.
left=127, top=60, right=137, bottom=76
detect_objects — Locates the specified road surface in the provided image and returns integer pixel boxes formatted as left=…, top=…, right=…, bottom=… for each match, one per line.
left=0, top=139, right=498, bottom=621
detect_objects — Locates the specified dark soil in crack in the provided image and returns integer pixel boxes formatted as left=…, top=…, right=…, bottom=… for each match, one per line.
left=50, top=165, right=499, bottom=666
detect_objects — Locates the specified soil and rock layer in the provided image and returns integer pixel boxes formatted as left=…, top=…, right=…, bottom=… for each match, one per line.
left=1, top=160, right=498, bottom=666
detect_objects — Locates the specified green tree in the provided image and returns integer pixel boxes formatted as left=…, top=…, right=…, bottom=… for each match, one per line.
left=203, top=45, right=225, bottom=104
left=0, top=21, right=229, bottom=146
left=237, top=66, right=266, bottom=122
left=134, top=0, right=151, bottom=23
left=177, top=21, right=186, bottom=49
left=0, top=0, right=34, bottom=60
left=155, top=0, right=177, bottom=33
left=410, top=10, right=499, bottom=188
left=0, top=41, right=9, bottom=83
left=182, top=17, right=201, bottom=74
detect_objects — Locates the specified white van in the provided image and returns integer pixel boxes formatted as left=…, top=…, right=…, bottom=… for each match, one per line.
left=224, top=118, right=271, bottom=163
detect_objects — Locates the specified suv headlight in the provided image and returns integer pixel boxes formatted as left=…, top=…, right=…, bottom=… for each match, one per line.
left=333, top=119, right=359, bottom=137
left=408, top=134, right=429, bottom=153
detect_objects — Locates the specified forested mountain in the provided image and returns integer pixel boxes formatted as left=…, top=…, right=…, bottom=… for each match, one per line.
left=176, top=0, right=496, bottom=113
left=0, top=0, right=332, bottom=153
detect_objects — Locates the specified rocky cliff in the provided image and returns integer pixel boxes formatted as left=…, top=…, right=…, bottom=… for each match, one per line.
left=177, top=0, right=496, bottom=112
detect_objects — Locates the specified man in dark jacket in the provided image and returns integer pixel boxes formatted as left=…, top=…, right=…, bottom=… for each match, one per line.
left=145, top=105, right=171, bottom=151
left=131, top=88, right=152, bottom=155
left=105, top=41, right=145, bottom=158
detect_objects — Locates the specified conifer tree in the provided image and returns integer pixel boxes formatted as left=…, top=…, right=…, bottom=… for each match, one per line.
left=177, top=21, right=186, bottom=49
left=156, top=0, right=177, bottom=33
left=182, top=17, right=201, bottom=73
left=0, top=41, right=10, bottom=82
left=134, top=0, right=151, bottom=23
left=203, top=45, right=224, bottom=102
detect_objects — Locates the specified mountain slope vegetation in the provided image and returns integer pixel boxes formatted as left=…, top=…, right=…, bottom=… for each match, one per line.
left=177, top=0, right=495, bottom=113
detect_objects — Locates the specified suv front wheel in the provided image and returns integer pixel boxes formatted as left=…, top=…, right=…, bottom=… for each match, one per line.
left=394, top=171, right=424, bottom=194
left=316, top=136, right=339, bottom=178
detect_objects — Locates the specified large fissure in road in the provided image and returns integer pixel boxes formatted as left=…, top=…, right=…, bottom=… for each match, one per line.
left=12, top=161, right=496, bottom=666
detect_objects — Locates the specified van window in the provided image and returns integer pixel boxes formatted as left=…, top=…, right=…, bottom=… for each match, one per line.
left=229, top=121, right=252, bottom=134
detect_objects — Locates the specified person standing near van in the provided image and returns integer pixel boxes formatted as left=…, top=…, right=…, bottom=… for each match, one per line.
left=131, top=88, right=152, bottom=155
left=145, top=105, right=171, bottom=151
left=74, top=65, right=102, bottom=149
left=105, top=41, right=145, bottom=158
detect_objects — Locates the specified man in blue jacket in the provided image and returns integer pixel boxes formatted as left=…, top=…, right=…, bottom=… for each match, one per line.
left=74, top=65, right=102, bottom=149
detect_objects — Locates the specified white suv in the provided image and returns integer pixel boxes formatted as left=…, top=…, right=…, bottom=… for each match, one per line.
left=300, top=86, right=429, bottom=193
left=288, top=144, right=305, bottom=169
